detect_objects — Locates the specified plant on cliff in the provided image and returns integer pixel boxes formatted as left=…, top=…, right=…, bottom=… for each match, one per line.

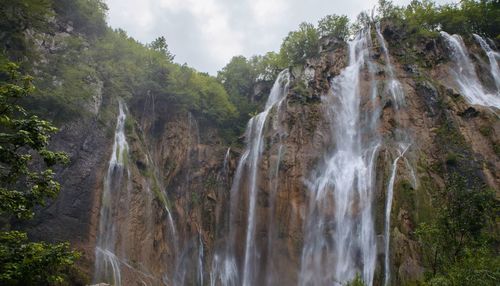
left=376, top=0, right=500, bottom=39
left=0, top=62, right=79, bottom=285
left=415, top=174, right=499, bottom=285
left=148, top=36, right=175, bottom=62
left=280, top=22, right=320, bottom=66
left=317, top=14, right=351, bottom=41
left=0, top=0, right=53, bottom=61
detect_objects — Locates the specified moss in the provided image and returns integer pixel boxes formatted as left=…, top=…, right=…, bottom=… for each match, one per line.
left=479, top=125, right=492, bottom=137
left=190, top=191, right=200, bottom=206
left=493, top=143, right=500, bottom=156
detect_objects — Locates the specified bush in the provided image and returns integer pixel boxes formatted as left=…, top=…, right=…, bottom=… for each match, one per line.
left=317, top=14, right=350, bottom=41
left=280, top=22, right=320, bottom=66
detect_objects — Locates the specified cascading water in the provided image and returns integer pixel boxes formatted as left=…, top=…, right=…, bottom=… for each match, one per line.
left=376, top=23, right=405, bottom=109
left=212, top=70, right=290, bottom=286
left=441, top=31, right=500, bottom=108
left=376, top=23, right=414, bottom=286
left=299, top=29, right=380, bottom=286
left=94, top=101, right=130, bottom=286
left=383, top=144, right=410, bottom=286
left=473, top=33, right=500, bottom=90
left=240, top=70, right=289, bottom=286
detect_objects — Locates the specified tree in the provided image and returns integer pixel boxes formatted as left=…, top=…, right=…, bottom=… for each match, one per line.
left=317, top=14, right=350, bottom=41
left=415, top=174, right=499, bottom=285
left=149, top=36, right=175, bottom=62
left=0, top=62, right=79, bottom=286
left=0, top=0, right=53, bottom=60
left=280, top=22, right=320, bottom=66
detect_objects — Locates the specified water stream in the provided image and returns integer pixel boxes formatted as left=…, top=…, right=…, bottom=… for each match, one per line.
left=299, top=29, right=379, bottom=286
left=441, top=31, right=500, bottom=108
left=473, top=33, right=500, bottom=91
left=212, top=70, right=290, bottom=286
left=94, top=100, right=130, bottom=286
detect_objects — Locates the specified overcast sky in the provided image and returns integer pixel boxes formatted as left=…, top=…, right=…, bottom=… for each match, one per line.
left=105, top=0, right=456, bottom=75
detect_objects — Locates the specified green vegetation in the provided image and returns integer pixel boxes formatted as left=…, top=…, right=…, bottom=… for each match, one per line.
left=415, top=174, right=499, bottom=285
left=377, top=0, right=499, bottom=39
left=280, top=22, right=320, bottom=66
left=0, top=63, right=79, bottom=285
left=344, top=274, right=366, bottom=286
left=317, top=15, right=351, bottom=41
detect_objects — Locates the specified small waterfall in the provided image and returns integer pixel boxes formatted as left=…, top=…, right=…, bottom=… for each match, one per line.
left=383, top=144, right=410, bottom=286
left=299, top=29, right=379, bottom=286
left=240, top=70, right=290, bottom=286
left=473, top=33, right=500, bottom=90
left=198, top=233, right=204, bottom=286
left=213, top=70, right=290, bottom=286
left=223, top=147, right=231, bottom=174
left=375, top=23, right=416, bottom=285
left=441, top=31, right=500, bottom=108
left=94, top=100, right=130, bottom=286
left=376, top=23, right=405, bottom=109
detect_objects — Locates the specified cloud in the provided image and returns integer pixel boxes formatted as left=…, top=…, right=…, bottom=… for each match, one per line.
left=105, top=0, right=457, bottom=75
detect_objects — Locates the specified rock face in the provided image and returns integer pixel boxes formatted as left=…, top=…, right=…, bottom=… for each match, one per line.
left=25, top=23, right=499, bottom=286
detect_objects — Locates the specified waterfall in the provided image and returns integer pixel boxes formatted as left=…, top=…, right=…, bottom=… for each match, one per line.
left=299, top=29, right=379, bottom=286
left=198, top=233, right=204, bottom=286
left=376, top=23, right=415, bottom=285
left=240, top=70, right=289, bottom=286
left=376, top=23, right=405, bottom=109
left=94, top=100, right=130, bottom=286
left=473, top=33, right=500, bottom=90
left=212, top=70, right=290, bottom=286
left=383, top=144, right=410, bottom=286
left=441, top=31, right=500, bottom=108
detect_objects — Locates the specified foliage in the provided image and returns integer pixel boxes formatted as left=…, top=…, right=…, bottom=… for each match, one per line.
left=217, top=54, right=284, bottom=136
left=0, top=0, right=53, bottom=60
left=317, top=14, right=350, bottom=41
left=344, top=274, right=366, bottom=286
left=0, top=231, right=80, bottom=286
left=52, top=0, right=108, bottom=37
left=168, top=66, right=237, bottom=124
left=148, top=36, right=175, bottom=62
left=0, top=63, right=69, bottom=219
left=376, top=0, right=500, bottom=39
left=0, top=62, right=80, bottom=285
left=280, top=22, right=320, bottom=66
left=249, top=52, right=286, bottom=82
left=415, top=174, right=499, bottom=285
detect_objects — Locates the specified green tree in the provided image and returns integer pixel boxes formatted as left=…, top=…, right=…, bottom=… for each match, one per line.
left=0, top=0, right=53, bottom=60
left=249, top=52, right=285, bottom=81
left=415, top=174, right=499, bottom=285
left=0, top=62, right=79, bottom=286
left=280, top=22, right=320, bottom=66
left=53, top=0, right=108, bottom=37
left=149, top=36, right=175, bottom=62
left=317, top=14, right=350, bottom=40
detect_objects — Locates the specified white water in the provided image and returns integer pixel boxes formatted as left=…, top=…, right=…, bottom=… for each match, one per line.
left=198, top=233, right=204, bottom=286
left=441, top=31, right=500, bottom=108
left=94, top=101, right=130, bottom=286
left=299, top=29, right=379, bottom=286
left=241, top=70, right=290, bottom=286
left=473, top=33, right=500, bottom=90
left=212, top=70, right=289, bottom=286
left=375, top=24, right=415, bottom=285
left=376, top=23, right=405, bottom=109
left=383, top=144, right=410, bottom=286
